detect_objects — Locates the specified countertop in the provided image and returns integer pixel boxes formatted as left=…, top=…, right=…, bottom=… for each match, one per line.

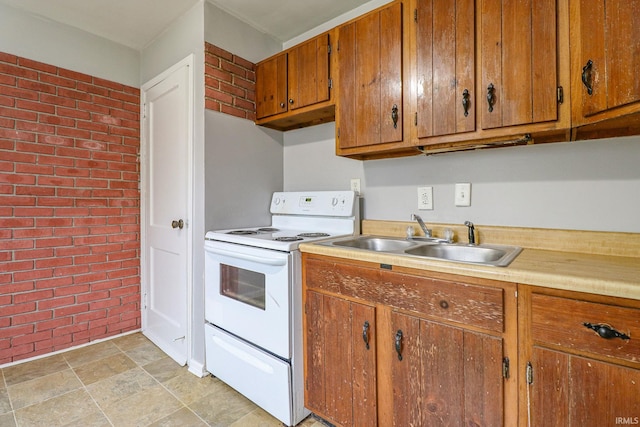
left=299, top=220, right=640, bottom=301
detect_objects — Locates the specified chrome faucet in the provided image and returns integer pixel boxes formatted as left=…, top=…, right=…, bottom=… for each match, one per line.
left=464, top=221, right=476, bottom=245
left=412, top=214, right=432, bottom=237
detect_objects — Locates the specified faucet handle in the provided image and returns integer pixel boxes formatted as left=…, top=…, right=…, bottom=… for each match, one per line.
left=464, top=221, right=476, bottom=245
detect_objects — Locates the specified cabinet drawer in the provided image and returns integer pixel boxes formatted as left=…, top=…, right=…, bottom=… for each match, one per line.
left=305, top=257, right=504, bottom=333
left=531, top=293, right=640, bottom=364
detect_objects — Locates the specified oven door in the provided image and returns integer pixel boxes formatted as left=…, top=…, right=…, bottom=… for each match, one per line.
left=204, top=240, right=291, bottom=359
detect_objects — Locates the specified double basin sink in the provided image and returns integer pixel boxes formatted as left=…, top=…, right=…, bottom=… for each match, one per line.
left=318, top=235, right=522, bottom=267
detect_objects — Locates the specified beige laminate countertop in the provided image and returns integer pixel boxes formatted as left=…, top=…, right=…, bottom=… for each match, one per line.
left=300, top=221, right=640, bottom=301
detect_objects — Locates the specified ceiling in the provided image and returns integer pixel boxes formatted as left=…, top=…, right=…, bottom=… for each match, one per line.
left=0, top=0, right=372, bottom=50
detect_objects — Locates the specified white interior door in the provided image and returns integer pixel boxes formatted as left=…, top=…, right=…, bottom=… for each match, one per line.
left=141, top=57, right=193, bottom=365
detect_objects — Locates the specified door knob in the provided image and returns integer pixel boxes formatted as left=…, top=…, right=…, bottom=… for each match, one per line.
left=171, top=219, right=184, bottom=229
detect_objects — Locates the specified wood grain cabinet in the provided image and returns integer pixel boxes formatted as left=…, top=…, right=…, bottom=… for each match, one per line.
left=570, top=0, right=640, bottom=138
left=255, top=32, right=334, bottom=130
left=302, top=254, right=518, bottom=426
left=335, top=1, right=414, bottom=158
left=412, top=0, right=571, bottom=152
left=519, top=286, right=640, bottom=426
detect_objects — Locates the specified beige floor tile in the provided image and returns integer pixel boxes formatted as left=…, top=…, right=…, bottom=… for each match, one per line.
left=0, top=387, right=12, bottom=415
left=189, top=384, right=257, bottom=427
left=149, top=407, right=208, bottom=427
left=73, top=352, right=138, bottom=386
left=162, top=370, right=221, bottom=406
left=1, top=354, right=68, bottom=386
left=13, top=388, right=103, bottom=427
left=7, top=369, right=82, bottom=410
left=229, top=407, right=286, bottom=427
left=125, top=340, right=168, bottom=366
left=101, top=384, right=184, bottom=426
left=63, top=341, right=121, bottom=368
left=142, top=356, right=185, bottom=384
left=111, top=332, right=152, bottom=352
left=86, top=366, right=158, bottom=408
left=0, top=412, right=16, bottom=427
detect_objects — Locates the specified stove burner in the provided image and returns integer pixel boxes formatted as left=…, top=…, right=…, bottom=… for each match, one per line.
left=297, top=232, right=330, bottom=238
left=258, top=227, right=279, bottom=232
left=227, top=230, right=258, bottom=235
left=274, top=236, right=304, bottom=242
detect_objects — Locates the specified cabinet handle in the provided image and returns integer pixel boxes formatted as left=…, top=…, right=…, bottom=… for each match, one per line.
left=462, top=89, right=471, bottom=117
left=581, top=59, right=594, bottom=95
left=288, top=98, right=294, bottom=105
left=583, top=322, right=630, bottom=340
left=391, top=104, right=399, bottom=129
left=486, top=83, right=496, bottom=113
left=362, top=321, right=370, bottom=350
left=280, top=102, right=285, bottom=108
left=395, top=329, right=403, bottom=361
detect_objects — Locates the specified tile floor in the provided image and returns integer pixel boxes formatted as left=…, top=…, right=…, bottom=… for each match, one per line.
left=0, top=333, right=326, bottom=427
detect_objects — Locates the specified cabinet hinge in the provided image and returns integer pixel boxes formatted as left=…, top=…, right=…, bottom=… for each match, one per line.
left=337, top=40, right=340, bottom=52
left=143, top=103, right=147, bottom=119
left=414, top=9, right=418, bottom=22
left=526, top=361, right=534, bottom=385
left=143, top=292, right=147, bottom=309
left=329, top=78, right=333, bottom=89
left=557, top=86, right=564, bottom=104
left=414, top=112, right=418, bottom=126
left=328, top=44, right=332, bottom=55
left=337, top=127, right=340, bottom=138
left=502, top=357, right=510, bottom=379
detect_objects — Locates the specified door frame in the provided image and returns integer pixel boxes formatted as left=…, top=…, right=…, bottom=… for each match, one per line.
left=140, top=54, right=195, bottom=365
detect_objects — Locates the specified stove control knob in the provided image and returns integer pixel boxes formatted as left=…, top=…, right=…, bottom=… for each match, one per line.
left=273, top=197, right=281, bottom=205
left=332, top=197, right=338, bottom=206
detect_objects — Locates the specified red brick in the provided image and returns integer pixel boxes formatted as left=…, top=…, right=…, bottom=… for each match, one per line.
left=54, top=303, right=89, bottom=317
left=74, top=310, right=106, bottom=323
left=93, top=77, right=124, bottom=92
left=14, top=248, right=54, bottom=260
left=35, top=276, right=73, bottom=289
left=76, top=82, right=109, bottom=97
left=0, top=239, right=33, bottom=251
left=13, top=227, right=53, bottom=238
left=36, top=256, right=73, bottom=269
left=54, top=284, right=90, bottom=297
left=53, top=265, right=89, bottom=277
left=57, top=68, right=92, bottom=83
left=16, top=163, right=54, bottom=175
left=12, top=309, right=53, bottom=325
left=57, top=107, right=91, bottom=120
left=17, top=78, right=57, bottom=94
left=36, top=317, right=72, bottom=332
left=18, top=57, right=57, bottom=74
left=38, top=296, right=75, bottom=310
left=1, top=86, right=40, bottom=101
left=13, top=268, right=53, bottom=282
left=221, top=104, right=248, bottom=119
left=39, top=114, right=75, bottom=127
left=16, top=99, right=56, bottom=114
left=0, top=106, right=38, bottom=121
left=39, top=73, right=77, bottom=89
left=0, top=217, right=34, bottom=228
left=38, top=134, right=75, bottom=147
left=107, top=267, right=138, bottom=279
left=14, top=207, right=55, bottom=217
left=35, top=237, right=72, bottom=248
left=0, top=259, right=33, bottom=273
left=54, top=246, right=90, bottom=257
left=37, top=176, right=74, bottom=187
left=0, top=128, right=36, bottom=142
left=36, top=217, right=73, bottom=227
left=12, top=330, right=53, bottom=346
left=0, top=302, right=36, bottom=317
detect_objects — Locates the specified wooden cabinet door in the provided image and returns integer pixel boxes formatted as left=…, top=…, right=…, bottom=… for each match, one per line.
left=288, top=34, right=330, bottom=111
left=573, top=0, right=640, bottom=121
left=305, top=291, right=377, bottom=427
left=479, top=0, right=558, bottom=130
left=528, top=347, right=640, bottom=426
left=255, top=53, right=287, bottom=119
left=416, top=0, right=475, bottom=139
left=337, top=2, right=403, bottom=149
left=388, top=311, right=504, bottom=426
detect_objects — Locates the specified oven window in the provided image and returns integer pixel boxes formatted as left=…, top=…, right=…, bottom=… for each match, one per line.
left=220, top=264, right=266, bottom=310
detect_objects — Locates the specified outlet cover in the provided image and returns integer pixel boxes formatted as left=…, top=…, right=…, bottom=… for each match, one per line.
left=417, top=186, right=433, bottom=210
left=455, top=183, right=471, bottom=206
left=350, top=178, right=361, bottom=195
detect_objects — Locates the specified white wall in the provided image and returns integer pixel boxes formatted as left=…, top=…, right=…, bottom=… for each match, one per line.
left=283, top=125, right=640, bottom=233
left=0, top=3, right=139, bottom=87
left=204, top=2, right=281, bottom=63
left=205, top=110, right=283, bottom=230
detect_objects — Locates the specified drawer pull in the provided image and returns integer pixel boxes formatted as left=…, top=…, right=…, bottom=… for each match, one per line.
left=583, top=322, right=630, bottom=341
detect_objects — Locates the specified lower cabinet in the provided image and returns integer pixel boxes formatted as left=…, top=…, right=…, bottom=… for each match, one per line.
left=305, top=291, right=377, bottom=427
left=519, top=286, right=640, bottom=427
left=302, top=254, right=518, bottom=426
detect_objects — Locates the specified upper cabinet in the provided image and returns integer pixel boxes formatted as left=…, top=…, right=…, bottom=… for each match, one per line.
left=413, top=0, right=571, bottom=152
left=255, top=32, right=335, bottom=131
left=335, top=1, right=415, bottom=159
left=415, top=0, right=476, bottom=139
left=253, top=0, right=640, bottom=158
left=570, top=0, right=640, bottom=137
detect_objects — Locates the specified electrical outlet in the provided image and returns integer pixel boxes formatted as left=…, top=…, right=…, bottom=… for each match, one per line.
left=455, top=183, right=471, bottom=206
left=417, top=186, right=433, bottom=210
left=350, top=178, right=361, bottom=195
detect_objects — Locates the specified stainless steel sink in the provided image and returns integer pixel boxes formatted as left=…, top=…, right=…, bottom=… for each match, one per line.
left=331, top=236, right=417, bottom=252
left=404, top=243, right=522, bottom=267
left=319, top=235, right=522, bottom=267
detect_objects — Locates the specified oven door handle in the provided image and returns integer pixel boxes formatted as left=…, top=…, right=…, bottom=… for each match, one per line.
left=205, top=247, right=287, bottom=266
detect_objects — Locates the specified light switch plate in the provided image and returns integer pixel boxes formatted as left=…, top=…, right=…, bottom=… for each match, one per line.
left=417, top=186, right=433, bottom=210
left=455, top=183, right=471, bottom=206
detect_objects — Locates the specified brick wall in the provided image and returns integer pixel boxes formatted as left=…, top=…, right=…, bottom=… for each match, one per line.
left=205, top=42, right=256, bottom=121
left=0, top=52, right=141, bottom=364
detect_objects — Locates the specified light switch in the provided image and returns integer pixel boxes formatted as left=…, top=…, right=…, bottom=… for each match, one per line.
left=455, top=183, right=471, bottom=206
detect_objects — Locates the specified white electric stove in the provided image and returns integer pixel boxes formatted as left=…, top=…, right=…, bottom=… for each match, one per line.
left=204, top=191, right=359, bottom=426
